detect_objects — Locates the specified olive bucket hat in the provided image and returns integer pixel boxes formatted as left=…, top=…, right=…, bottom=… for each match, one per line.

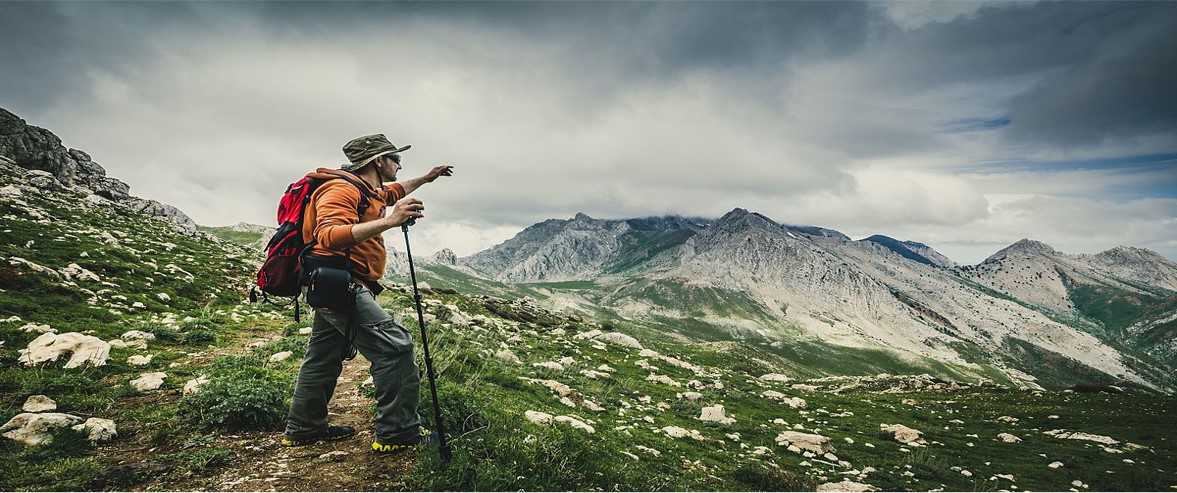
left=341, top=134, right=411, bottom=172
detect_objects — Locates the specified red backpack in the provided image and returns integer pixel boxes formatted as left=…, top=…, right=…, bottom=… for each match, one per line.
left=250, top=170, right=373, bottom=320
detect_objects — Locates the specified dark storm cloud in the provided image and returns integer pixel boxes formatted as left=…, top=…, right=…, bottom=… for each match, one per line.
left=0, top=2, right=206, bottom=115
left=0, top=3, right=76, bottom=112
left=1004, top=3, right=1177, bottom=146
left=861, top=1, right=1177, bottom=148
left=252, top=1, right=877, bottom=87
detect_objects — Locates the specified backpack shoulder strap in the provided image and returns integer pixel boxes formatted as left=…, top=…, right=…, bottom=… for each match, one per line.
left=315, top=170, right=375, bottom=219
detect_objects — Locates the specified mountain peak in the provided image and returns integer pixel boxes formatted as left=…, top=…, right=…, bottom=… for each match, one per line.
left=984, top=238, right=1057, bottom=263
left=715, top=208, right=779, bottom=229
left=1007, top=239, right=1056, bottom=254
left=1096, top=245, right=1172, bottom=265
left=573, top=212, right=594, bottom=222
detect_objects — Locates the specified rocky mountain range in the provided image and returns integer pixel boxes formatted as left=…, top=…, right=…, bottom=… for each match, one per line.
left=456, top=209, right=1177, bottom=392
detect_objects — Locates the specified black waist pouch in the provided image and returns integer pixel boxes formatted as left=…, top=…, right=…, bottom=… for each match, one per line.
left=303, top=254, right=355, bottom=310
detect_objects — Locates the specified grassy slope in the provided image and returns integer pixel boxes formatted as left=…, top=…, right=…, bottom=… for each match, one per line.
left=195, top=226, right=265, bottom=248
left=0, top=171, right=293, bottom=490
left=403, top=294, right=1177, bottom=492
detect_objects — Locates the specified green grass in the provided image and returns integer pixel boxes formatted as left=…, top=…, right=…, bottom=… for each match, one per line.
left=197, top=225, right=266, bottom=247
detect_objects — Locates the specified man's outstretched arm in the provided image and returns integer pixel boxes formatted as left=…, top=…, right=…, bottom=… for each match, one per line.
left=399, top=165, right=454, bottom=195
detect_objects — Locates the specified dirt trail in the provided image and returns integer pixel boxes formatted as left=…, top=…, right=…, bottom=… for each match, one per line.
left=99, top=350, right=419, bottom=491
left=206, top=356, right=415, bottom=492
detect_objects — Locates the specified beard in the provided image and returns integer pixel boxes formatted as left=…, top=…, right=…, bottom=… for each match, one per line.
left=377, top=165, right=397, bottom=184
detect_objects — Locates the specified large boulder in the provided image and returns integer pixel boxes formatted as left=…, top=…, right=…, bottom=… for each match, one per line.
left=18, top=332, right=111, bottom=368
left=1, top=412, right=84, bottom=446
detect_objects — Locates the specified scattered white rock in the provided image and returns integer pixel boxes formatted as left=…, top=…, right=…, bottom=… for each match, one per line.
left=540, top=380, right=576, bottom=399
left=22, top=395, right=57, bottom=412
left=121, top=330, right=156, bottom=341
left=269, top=351, right=294, bottom=363
left=156, top=292, right=171, bottom=302
left=635, top=445, right=662, bottom=457
left=816, top=479, right=879, bottom=492
left=2, top=412, right=85, bottom=445
left=998, top=415, right=1020, bottom=424
left=579, top=369, right=608, bottom=379
left=698, top=405, right=736, bottom=425
left=183, top=376, right=209, bottom=396
left=19, top=323, right=56, bottom=334
left=681, top=391, right=703, bottom=401
left=557, top=356, right=576, bottom=366
left=762, top=390, right=808, bottom=409
left=646, top=374, right=681, bottom=387
left=1044, top=429, right=1119, bottom=445
left=495, top=349, right=522, bottom=364
left=62, top=263, right=100, bottom=282
left=131, top=302, right=147, bottom=309
left=554, top=415, right=595, bottom=433
left=998, top=433, right=1022, bottom=443
left=298, top=327, right=313, bottom=335
left=960, top=470, right=973, bottom=477
left=1048, top=461, right=1064, bottom=468
left=533, top=361, right=564, bottom=371
left=759, top=373, right=793, bottom=383
left=880, top=424, right=926, bottom=445
left=525, top=410, right=554, bottom=425
left=573, top=330, right=603, bottom=340
left=130, top=372, right=167, bottom=391
left=127, top=355, right=153, bottom=366
left=72, top=418, right=117, bottom=443
left=318, top=450, right=348, bottom=460
left=598, top=332, right=642, bottom=349
left=775, top=431, right=834, bottom=454
left=661, top=426, right=706, bottom=441
left=19, top=332, right=110, bottom=368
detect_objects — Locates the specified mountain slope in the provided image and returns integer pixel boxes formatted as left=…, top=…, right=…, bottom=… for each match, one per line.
left=457, top=209, right=1177, bottom=392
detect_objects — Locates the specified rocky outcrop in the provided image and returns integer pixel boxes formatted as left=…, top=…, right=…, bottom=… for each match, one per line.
left=0, top=108, right=196, bottom=234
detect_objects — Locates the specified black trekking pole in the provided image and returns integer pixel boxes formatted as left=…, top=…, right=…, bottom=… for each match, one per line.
left=401, top=218, right=453, bottom=462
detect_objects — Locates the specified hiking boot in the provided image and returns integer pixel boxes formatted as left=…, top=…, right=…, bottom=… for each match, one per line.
left=281, top=425, right=356, bottom=447
left=372, top=428, right=442, bottom=453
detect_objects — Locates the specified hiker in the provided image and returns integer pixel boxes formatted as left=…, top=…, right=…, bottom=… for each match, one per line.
left=282, top=134, right=453, bottom=453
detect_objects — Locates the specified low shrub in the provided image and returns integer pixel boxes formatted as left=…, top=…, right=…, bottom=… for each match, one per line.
left=181, top=367, right=292, bottom=430
left=181, top=329, right=217, bottom=345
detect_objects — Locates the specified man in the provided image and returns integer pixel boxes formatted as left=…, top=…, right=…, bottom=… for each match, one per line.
left=282, top=134, right=453, bottom=453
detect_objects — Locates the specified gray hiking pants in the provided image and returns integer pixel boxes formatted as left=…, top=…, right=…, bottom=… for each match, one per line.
left=285, top=285, right=422, bottom=444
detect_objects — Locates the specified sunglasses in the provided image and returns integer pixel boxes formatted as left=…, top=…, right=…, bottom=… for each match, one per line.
left=390, top=153, right=402, bottom=165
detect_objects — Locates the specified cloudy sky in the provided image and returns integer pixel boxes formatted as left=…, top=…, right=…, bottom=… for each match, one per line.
left=2, top=1, right=1175, bottom=264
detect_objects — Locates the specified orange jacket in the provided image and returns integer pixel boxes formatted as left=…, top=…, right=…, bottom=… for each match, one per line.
left=301, top=168, right=405, bottom=282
